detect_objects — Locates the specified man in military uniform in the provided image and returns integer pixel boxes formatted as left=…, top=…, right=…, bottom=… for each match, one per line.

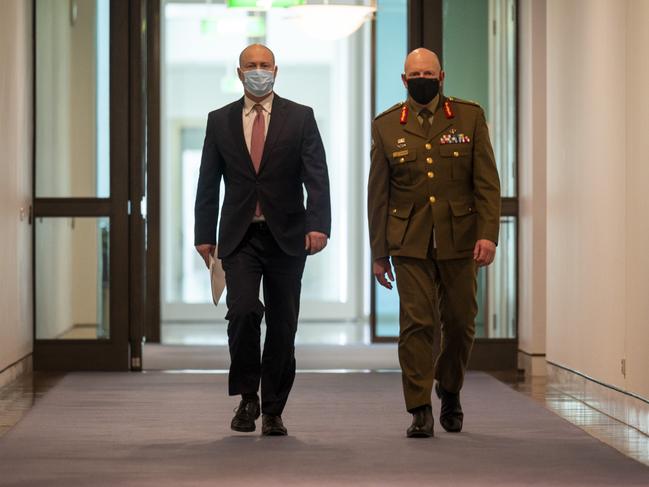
left=367, top=48, right=501, bottom=438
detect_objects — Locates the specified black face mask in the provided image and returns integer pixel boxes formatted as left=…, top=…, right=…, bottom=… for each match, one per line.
left=406, top=77, right=440, bottom=105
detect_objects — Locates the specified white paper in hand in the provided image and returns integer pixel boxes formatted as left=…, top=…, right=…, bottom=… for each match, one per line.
left=209, top=249, right=226, bottom=306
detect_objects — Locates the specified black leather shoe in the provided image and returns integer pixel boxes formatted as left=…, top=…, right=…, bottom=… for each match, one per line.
left=435, top=383, right=463, bottom=432
left=261, top=414, right=287, bottom=436
left=406, top=405, right=434, bottom=438
left=231, top=397, right=260, bottom=432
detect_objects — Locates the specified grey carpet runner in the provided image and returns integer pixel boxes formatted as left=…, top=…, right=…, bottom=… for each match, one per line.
left=0, top=372, right=647, bottom=486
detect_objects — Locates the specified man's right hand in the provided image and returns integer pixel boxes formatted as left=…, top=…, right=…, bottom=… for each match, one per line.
left=373, top=257, right=395, bottom=290
left=195, top=244, right=216, bottom=269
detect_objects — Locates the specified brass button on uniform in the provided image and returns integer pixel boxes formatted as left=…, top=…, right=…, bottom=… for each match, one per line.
left=399, top=157, right=405, bottom=163
left=392, top=209, right=397, bottom=214
left=453, top=151, right=459, bottom=157
left=429, top=196, right=436, bottom=203
left=427, top=171, right=434, bottom=179
left=425, top=143, right=432, bottom=150
left=426, top=157, right=433, bottom=164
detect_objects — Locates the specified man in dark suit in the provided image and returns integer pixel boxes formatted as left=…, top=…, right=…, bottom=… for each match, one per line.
left=194, top=44, right=331, bottom=436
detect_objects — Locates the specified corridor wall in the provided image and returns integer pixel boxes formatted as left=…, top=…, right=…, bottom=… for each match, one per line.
left=0, top=0, right=34, bottom=381
left=545, top=0, right=649, bottom=399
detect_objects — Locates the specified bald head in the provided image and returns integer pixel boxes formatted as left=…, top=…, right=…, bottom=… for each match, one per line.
left=239, top=44, right=275, bottom=69
left=403, top=48, right=442, bottom=78
left=401, top=48, right=444, bottom=94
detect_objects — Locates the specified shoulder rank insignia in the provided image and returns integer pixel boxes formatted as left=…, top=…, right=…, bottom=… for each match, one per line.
left=443, top=100, right=454, bottom=119
left=374, top=102, right=403, bottom=121
left=399, top=105, right=409, bottom=124
left=447, top=96, right=481, bottom=107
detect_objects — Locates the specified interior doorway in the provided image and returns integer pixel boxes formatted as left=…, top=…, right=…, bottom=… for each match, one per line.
left=158, top=0, right=373, bottom=346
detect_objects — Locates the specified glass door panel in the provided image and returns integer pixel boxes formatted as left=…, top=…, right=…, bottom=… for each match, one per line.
left=35, top=0, right=110, bottom=198
left=33, top=0, right=131, bottom=370
left=161, top=1, right=371, bottom=329
left=35, top=217, right=110, bottom=340
left=372, top=0, right=518, bottom=350
left=443, top=0, right=516, bottom=197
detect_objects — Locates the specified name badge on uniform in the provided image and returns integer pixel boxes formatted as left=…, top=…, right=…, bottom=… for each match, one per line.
left=392, top=149, right=409, bottom=158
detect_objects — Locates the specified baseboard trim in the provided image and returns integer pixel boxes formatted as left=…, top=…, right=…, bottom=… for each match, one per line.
left=547, top=361, right=649, bottom=436
left=0, top=354, right=33, bottom=388
left=517, top=351, right=546, bottom=376
left=517, top=349, right=546, bottom=357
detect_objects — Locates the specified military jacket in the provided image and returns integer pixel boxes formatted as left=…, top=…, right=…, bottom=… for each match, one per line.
left=367, top=95, right=501, bottom=260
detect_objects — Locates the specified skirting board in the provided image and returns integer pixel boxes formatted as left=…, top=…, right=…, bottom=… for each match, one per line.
left=517, top=351, right=547, bottom=376
left=0, top=355, right=32, bottom=389
left=547, top=361, right=649, bottom=436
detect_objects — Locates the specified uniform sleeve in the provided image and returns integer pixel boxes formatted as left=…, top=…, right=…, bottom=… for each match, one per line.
left=194, top=113, right=224, bottom=246
left=367, top=120, right=390, bottom=260
left=472, top=108, right=501, bottom=244
left=301, top=107, right=332, bottom=237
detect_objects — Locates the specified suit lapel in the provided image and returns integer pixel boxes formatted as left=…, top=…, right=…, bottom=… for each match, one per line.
left=259, top=94, right=288, bottom=174
left=429, top=95, right=453, bottom=141
left=402, top=104, right=428, bottom=139
left=228, top=97, right=256, bottom=174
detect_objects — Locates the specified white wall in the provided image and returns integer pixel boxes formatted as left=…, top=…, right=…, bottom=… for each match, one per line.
left=0, top=0, right=33, bottom=371
left=518, top=0, right=547, bottom=370
left=623, top=0, right=649, bottom=399
left=544, top=0, right=649, bottom=398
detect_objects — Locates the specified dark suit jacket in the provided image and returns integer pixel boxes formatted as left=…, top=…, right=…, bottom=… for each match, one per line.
left=194, top=94, right=331, bottom=259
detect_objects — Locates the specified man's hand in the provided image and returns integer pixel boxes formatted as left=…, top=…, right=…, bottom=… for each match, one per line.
left=196, top=244, right=216, bottom=269
left=473, top=239, right=496, bottom=267
left=305, top=231, right=328, bottom=255
left=373, top=257, right=395, bottom=290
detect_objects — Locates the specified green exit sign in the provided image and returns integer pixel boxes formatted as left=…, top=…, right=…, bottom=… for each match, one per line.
left=227, top=0, right=305, bottom=7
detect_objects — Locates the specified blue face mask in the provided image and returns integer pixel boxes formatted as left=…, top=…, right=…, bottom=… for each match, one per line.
left=242, top=69, right=275, bottom=97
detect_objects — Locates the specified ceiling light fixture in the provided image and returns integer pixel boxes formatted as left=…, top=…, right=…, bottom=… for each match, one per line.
left=288, top=1, right=376, bottom=40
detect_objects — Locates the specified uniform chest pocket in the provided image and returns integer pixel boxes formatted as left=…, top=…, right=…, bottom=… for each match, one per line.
left=389, top=149, right=417, bottom=166
left=388, top=149, right=417, bottom=185
left=440, top=145, right=472, bottom=179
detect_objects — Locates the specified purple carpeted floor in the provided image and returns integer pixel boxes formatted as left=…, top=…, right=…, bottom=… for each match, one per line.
left=0, top=372, right=647, bottom=486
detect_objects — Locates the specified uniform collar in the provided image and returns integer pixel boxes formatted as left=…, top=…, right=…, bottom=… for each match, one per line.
left=407, top=93, right=440, bottom=116
left=244, top=92, right=274, bottom=116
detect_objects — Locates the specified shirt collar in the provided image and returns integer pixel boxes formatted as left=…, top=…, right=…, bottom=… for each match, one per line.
left=407, top=93, right=440, bottom=116
left=244, top=93, right=274, bottom=116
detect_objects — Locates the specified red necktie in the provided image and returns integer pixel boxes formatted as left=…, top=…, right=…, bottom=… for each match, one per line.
left=250, top=104, right=265, bottom=217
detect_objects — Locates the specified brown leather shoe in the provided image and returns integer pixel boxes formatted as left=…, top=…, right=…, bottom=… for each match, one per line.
left=406, top=405, right=434, bottom=438
left=261, top=414, right=287, bottom=436
left=436, top=383, right=464, bottom=432
left=231, top=397, right=260, bottom=432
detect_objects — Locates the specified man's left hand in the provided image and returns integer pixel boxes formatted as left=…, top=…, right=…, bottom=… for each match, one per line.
left=473, top=239, right=496, bottom=267
left=305, top=231, right=328, bottom=255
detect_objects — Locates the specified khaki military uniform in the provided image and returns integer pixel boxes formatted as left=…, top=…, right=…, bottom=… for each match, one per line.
left=368, top=95, right=501, bottom=411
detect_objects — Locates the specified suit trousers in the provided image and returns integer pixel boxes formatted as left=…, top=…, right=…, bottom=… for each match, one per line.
left=392, top=251, right=477, bottom=412
left=221, top=222, right=306, bottom=416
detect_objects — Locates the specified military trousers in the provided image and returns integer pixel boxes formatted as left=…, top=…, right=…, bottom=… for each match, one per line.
left=392, top=253, right=477, bottom=412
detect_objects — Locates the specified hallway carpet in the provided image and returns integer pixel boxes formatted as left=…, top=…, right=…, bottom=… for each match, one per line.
left=144, top=344, right=400, bottom=371
left=0, top=372, right=647, bottom=486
